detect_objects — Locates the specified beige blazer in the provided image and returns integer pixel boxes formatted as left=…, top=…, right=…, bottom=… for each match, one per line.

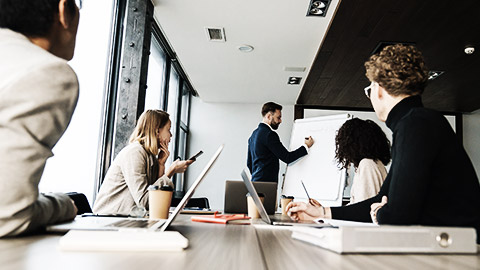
left=0, top=29, right=79, bottom=237
left=93, top=142, right=172, bottom=215
left=349, top=159, right=388, bottom=204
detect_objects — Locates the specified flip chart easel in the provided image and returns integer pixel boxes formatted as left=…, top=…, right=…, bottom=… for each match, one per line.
left=282, top=114, right=351, bottom=207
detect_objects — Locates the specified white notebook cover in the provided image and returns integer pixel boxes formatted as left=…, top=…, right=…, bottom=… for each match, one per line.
left=292, top=225, right=477, bottom=254
left=59, top=230, right=188, bottom=252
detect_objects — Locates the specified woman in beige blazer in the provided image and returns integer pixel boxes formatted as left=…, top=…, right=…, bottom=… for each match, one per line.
left=334, top=118, right=391, bottom=204
left=93, top=110, right=192, bottom=215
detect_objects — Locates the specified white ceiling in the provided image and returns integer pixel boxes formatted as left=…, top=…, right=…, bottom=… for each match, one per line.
left=152, top=0, right=340, bottom=105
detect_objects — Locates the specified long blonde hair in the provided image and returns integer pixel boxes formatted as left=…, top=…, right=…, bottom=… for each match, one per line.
left=129, top=110, right=170, bottom=156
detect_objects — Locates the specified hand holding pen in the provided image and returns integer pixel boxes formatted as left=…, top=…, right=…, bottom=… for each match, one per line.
left=300, top=180, right=326, bottom=216
left=304, top=136, right=314, bottom=148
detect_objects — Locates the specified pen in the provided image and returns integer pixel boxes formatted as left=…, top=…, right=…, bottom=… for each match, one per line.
left=300, top=180, right=315, bottom=206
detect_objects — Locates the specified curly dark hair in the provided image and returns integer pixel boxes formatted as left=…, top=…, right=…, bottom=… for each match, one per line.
left=364, top=44, right=429, bottom=96
left=335, top=118, right=391, bottom=169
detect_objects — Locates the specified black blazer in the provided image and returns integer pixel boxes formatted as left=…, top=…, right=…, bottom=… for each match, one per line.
left=247, top=123, right=307, bottom=182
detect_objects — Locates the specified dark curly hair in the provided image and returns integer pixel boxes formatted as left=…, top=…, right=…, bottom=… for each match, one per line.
left=365, top=44, right=429, bottom=96
left=335, top=118, right=391, bottom=169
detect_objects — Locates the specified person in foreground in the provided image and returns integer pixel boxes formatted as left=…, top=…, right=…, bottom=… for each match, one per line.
left=335, top=118, right=390, bottom=204
left=287, top=44, right=480, bottom=243
left=93, top=110, right=193, bottom=215
left=247, top=102, right=314, bottom=182
left=0, top=0, right=81, bottom=237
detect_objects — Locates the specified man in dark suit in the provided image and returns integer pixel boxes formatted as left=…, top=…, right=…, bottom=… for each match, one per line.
left=247, top=102, right=314, bottom=182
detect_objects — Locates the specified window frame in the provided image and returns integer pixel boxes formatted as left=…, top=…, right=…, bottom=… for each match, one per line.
left=95, top=3, right=195, bottom=199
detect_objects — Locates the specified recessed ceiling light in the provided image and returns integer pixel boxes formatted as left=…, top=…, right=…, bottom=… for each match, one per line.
left=312, top=1, right=326, bottom=8
left=464, top=46, right=475, bottom=55
left=428, top=70, right=444, bottom=81
left=238, top=44, right=254, bottom=53
left=310, top=8, right=324, bottom=15
left=288, top=77, right=302, bottom=85
left=306, top=0, right=331, bottom=17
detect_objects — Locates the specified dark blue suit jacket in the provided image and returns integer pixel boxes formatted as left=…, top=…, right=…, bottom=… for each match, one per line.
left=247, top=123, right=308, bottom=182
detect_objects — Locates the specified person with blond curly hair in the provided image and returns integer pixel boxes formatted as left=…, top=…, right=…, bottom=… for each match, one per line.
left=287, top=44, right=480, bottom=243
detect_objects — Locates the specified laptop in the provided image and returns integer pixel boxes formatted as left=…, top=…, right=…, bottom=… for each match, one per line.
left=224, top=180, right=277, bottom=214
left=240, top=168, right=330, bottom=227
left=47, top=145, right=224, bottom=232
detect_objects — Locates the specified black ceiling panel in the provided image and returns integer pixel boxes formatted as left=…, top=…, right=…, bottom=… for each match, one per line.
left=298, top=0, right=480, bottom=113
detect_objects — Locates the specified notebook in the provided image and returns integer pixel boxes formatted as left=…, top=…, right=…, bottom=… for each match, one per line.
left=291, top=225, right=478, bottom=254
left=47, top=144, right=224, bottom=232
left=191, top=213, right=251, bottom=224
left=240, top=168, right=330, bottom=228
left=59, top=230, right=188, bottom=252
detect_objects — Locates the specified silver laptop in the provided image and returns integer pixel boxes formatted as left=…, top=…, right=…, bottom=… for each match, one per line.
left=241, top=168, right=330, bottom=227
left=47, top=145, right=224, bottom=232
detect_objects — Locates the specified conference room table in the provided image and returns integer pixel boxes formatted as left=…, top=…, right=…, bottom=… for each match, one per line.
left=1, top=215, right=479, bottom=270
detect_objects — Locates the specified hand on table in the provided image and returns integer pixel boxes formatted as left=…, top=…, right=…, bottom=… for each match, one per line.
left=370, top=196, right=388, bottom=224
left=286, top=200, right=325, bottom=221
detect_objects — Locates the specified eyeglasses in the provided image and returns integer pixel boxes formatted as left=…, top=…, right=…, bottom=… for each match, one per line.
left=75, top=0, right=83, bottom=9
left=364, top=84, right=372, bottom=99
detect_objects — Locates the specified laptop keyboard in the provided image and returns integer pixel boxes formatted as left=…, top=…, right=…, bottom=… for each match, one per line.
left=106, top=220, right=159, bottom=228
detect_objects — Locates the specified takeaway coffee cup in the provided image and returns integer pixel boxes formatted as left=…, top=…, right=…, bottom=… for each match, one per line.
left=246, top=193, right=265, bottom=219
left=148, top=185, right=173, bottom=219
left=281, top=195, right=294, bottom=216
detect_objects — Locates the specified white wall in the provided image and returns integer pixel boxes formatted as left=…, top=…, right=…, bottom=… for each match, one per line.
left=186, top=100, right=478, bottom=211
left=185, top=98, right=294, bottom=210
left=464, top=110, right=480, bottom=179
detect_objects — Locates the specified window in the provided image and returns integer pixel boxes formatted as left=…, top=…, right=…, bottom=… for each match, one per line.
left=91, top=6, right=194, bottom=198
left=146, top=24, right=193, bottom=196
left=145, top=37, right=167, bottom=110
left=166, top=67, right=179, bottom=165
left=39, top=0, right=115, bottom=203
left=180, top=83, right=191, bottom=125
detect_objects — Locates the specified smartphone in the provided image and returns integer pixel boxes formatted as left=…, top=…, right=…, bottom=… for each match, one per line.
left=188, top=150, right=203, bottom=161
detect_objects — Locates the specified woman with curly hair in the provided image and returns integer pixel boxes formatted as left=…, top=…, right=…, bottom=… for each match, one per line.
left=335, top=118, right=390, bottom=204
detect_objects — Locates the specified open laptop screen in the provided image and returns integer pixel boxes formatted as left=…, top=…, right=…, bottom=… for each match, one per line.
left=159, top=144, right=224, bottom=231
left=240, top=169, right=272, bottom=224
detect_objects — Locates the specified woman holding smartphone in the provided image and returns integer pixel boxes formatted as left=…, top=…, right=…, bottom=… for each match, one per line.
left=93, top=110, right=193, bottom=215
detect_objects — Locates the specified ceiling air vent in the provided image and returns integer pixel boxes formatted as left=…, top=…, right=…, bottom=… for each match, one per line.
left=205, top=27, right=226, bottom=42
left=284, top=66, right=306, bottom=72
